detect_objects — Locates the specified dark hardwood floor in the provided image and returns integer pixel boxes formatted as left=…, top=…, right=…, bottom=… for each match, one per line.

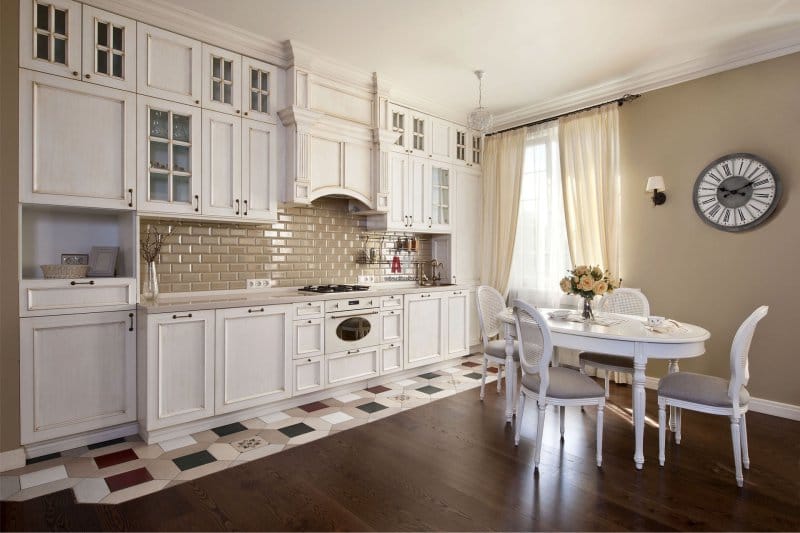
left=2, top=380, right=799, bottom=531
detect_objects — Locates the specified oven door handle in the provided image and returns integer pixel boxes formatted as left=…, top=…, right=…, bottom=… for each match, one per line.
left=329, top=310, right=379, bottom=320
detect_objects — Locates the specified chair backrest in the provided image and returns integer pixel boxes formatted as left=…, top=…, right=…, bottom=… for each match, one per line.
left=598, top=288, right=650, bottom=316
left=728, top=305, right=768, bottom=403
left=512, top=299, right=555, bottom=397
left=476, top=285, right=506, bottom=346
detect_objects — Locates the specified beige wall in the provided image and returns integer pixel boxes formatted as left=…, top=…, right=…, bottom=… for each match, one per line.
left=1, top=0, right=21, bottom=451
left=619, top=52, right=799, bottom=405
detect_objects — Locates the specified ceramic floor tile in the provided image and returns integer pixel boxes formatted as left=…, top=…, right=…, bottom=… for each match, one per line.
left=333, top=392, right=362, bottom=404
left=165, top=479, right=188, bottom=489
left=174, top=460, right=231, bottom=481
left=256, top=429, right=291, bottom=445
left=462, top=361, right=481, bottom=368
left=173, top=450, right=216, bottom=472
left=418, top=372, right=441, bottom=380
left=278, top=422, right=315, bottom=438
left=191, top=430, right=220, bottom=443
left=105, top=467, right=153, bottom=492
left=241, top=417, right=269, bottom=430
left=298, top=400, right=329, bottom=412
left=81, top=442, right=136, bottom=458
left=417, top=385, right=444, bottom=395
left=464, top=372, right=483, bottom=379
left=133, top=444, right=165, bottom=459
left=160, top=435, right=198, bottom=452
left=301, top=417, right=332, bottom=431
left=288, top=430, right=329, bottom=445
left=19, top=464, right=68, bottom=489
left=394, top=379, right=418, bottom=387
left=431, top=389, right=458, bottom=400
left=159, top=443, right=211, bottom=461
left=72, top=477, right=110, bottom=503
left=320, top=411, right=354, bottom=425
left=264, top=416, right=305, bottom=429
left=441, top=367, right=461, bottom=374
left=60, top=446, right=89, bottom=457
left=211, top=422, right=248, bottom=437
left=365, top=385, right=391, bottom=394
left=0, top=476, right=20, bottom=500
left=145, top=459, right=181, bottom=480
left=369, top=407, right=403, bottom=421
left=100, top=479, right=169, bottom=504
left=235, top=444, right=285, bottom=462
left=357, top=401, right=388, bottom=414
left=6, top=477, right=79, bottom=502
left=230, top=436, right=268, bottom=453
left=330, top=417, right=369, bottom=431
left=340, top=406, right=371, bottom=419
left=259, top=411, right=291, bottom=424
left=94, top=448, right=138, bottom=469
left=216, top=429, right=261, bottom=444
left=207, top=443, right=240, bottom=461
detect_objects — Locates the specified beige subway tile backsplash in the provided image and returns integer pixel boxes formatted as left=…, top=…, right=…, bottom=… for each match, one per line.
left=140, top=198, right=433, bottom=294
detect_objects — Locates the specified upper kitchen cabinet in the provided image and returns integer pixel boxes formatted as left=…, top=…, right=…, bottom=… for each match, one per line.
left=450, top=165, right=481, bottom=284
left=20, top=0, right=82, bottom=79
left=389, top=103, right=429, bottom=158
left=427, top=163, right=450, bottom=231
left=138, top=95, right=202, bottom=215
left=453, top=126, right=482, bottom=170
left=201, top=44, right=242, bottom=115
left=242, top=56, right=278, bottom=124
left=19, top=70, right=136, bottom=209
left=137, top=24, right=202, bottom=106
left=430, top=116, right=454, bottom=163
left=81, top=6, right=136, bottom=91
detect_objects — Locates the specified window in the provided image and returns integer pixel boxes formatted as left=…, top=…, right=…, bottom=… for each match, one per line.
left=508, top=122, right=571, bottom=307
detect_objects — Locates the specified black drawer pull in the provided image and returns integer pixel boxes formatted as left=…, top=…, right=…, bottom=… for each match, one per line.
left=172, top=313, right=193, bottom=319
left=128, top=313, right=134, bottom=331
left=248, top=307, right=265, bottom=313
left=70, top=280, right=95, bottom=286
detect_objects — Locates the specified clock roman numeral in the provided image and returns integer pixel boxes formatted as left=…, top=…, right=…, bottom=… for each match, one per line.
left=722, top=163, right=731, bottom=176
left=706, top=171, right=721, bottom=183
left=753, top=178, right=770, bottom=187
left=722, top=209, right=731, bottom=224
left=707, top=204, right=721, bottom=219
left=737, top=208, right=746, bottom=224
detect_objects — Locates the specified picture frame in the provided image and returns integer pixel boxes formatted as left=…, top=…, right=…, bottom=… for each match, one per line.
left=88, top=246, right=119, bottom=277
left=60, top=253, right=89, bottom=265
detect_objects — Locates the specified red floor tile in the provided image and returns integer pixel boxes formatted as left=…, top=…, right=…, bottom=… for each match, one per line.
left=104, top=467, right=153, bottom=492
left=365, top=385, right=390, bottom=394
left=299, top=401, right=329, bottom=413
left=94, top=448, right=138, bottom=469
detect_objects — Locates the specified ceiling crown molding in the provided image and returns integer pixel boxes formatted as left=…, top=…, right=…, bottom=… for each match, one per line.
left=286, top=41, right=376, bottom=93
left=493, top=30, right=800, bottom=131
left=83, top=0, right=289, bottom=67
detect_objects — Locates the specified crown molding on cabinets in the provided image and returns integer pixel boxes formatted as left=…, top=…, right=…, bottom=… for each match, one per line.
left=493, top=30, right=800, bottom=131
left=82, top=0, right=289, bottom=67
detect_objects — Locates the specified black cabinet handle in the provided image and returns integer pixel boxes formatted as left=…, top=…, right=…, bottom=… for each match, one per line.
left=347, top=349, right=360, bottom=354
left=248, top=307, right=265, bottom=313
left=172, top=313, right=193, bottom=319
left=235, top=199, right=240, bottom=215
left=127, top=188, right=133, bottom=207
left=193, top=195, right=199, bottom=212
left=70, top=280, right=95, bottom=286
left=243, top=199, right=248, bottom=216
left=128, top=313, right=134, bottom=331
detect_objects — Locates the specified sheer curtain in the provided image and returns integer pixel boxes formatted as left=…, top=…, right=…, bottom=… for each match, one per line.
left=508, top=121, right=571, bottom=308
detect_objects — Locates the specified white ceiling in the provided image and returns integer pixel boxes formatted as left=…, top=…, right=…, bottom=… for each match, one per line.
left=166, top=0, right=800, bottom=127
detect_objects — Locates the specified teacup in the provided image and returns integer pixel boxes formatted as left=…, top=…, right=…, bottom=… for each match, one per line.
left=647, top=316, right=665, bottom=327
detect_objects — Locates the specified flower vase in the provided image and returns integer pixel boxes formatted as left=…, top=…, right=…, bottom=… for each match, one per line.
left=142, top=261, right=159, bottom=302
left=582, top=296, right=594, bottom=321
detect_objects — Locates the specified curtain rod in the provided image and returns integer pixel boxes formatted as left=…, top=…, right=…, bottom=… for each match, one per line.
left=488, top=93, right=641, bottom=137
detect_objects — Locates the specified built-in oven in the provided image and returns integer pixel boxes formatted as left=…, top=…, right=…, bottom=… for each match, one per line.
left=324, top=297, right=381, bottom=353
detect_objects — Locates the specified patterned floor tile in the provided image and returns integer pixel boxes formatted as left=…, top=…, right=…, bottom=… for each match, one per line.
left=105, top=467, right=153, bottom=492
left=211, top=422, right=248, bottom=437
left=365, top=385, right=391, bottom=394
left=418, top=372, right=441, bottom=380
left=369, top=407, right=402, bottom=421
left=256, top=429, right=292, bottom=445
left=298, top=401, right=329, bottom=413
left=230, top=435, right=268, bottom=453
left=259, top=411, right=291, bottom=424
left=94, top=448, right=138, bottom=469
left=464, top=372, right=483, bottom=379
left=288, top=430, right=329, bottom=445
left=441, top=367, right=461, bottom=374
left=320, top=411, right=354, bottom=425
left=19, top=465, right=68, bottom=489
left=25, top=452, right=61, bottom=465
left=301, top=417, right=333, bottom=431
left=263, top=415, right=305, bottom=430
left=417, top=385, right=444, bottom=395
left=173, top=450, right=217, bottom=472
left=207, top=443, right=240, bottom=461
left=216, top=429, right=261, bottom=445
left=191, top=430, right=221, bottom=443
left=81, top=441, right=136, bottom=458
left=487, top=367, right=499, bottom=374
left=159, top=435, right=198, bottom=453
left=278, top=422, right=315, bottom=438
left=357, top=401, right=388, bottom=414
left=72, top=478, right=110, bottom=503
left=158, top=442, right=211, bottom=461
left=236, top=444, right=284, bottom=462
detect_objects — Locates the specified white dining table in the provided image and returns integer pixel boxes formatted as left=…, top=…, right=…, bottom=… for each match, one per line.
left=496, top=307, right=710, bottom=469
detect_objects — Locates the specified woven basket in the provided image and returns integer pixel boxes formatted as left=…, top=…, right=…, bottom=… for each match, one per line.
left=40, top=264, right=91, bottom=279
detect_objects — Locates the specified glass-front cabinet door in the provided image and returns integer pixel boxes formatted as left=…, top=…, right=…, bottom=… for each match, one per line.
left=202, top=44, right=242, bottom=115
left=428, top=165, right=450, bottom=231
left=81, top=6, right=136, bottom=91
left=454, top=129, right=468, bottom=165
left=409, top=111, right=428, bottom=157
left=241, top=56, right=278, bottom=124
left=470, top=134, right=482, bottom=169
left=138, top=96, right=202, bottom=215
left=20, top=0, right=82, bottom=79
left=389, top=103, right=409, bottom=154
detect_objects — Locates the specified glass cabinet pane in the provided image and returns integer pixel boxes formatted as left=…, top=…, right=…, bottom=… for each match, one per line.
left=112, top=27, right=123, bottom=51
left=212, top=57, right=221, bottom=79
left=223, top=60, right=232, bottom=82
left=112, top=54, right=123, bottom=78
left=97, top=22, right=108, bottom=46
left=53, top=37, right=66, bottom=64
left=260, top=93, right=269, bottom=113
left=172, top=114, right=190, bottom=142
left=149, top=110, right=168, bottom=138
left=54, top=8, right=66, bottom=35
left=223, top=83, right=232, bottom=104
left=173, top=176, right=192, bottom=203
left=36, top=4, right=49, bottom=31
left=172, top=145, right=190, bottom=173
left=97, top=49, right=108, bottom=74
left=250, top=91, right=258, bottom=112
left=149, top=173, right=169, bottom=201
left=212, top=81, right=221, bottom=102
left=260, top=71, right=269, bottom=90
left=36, top=33, right=49, bottom=60
left=149, top=141, right=168, bottom=170
left=251, top=69, right=258, bottom=88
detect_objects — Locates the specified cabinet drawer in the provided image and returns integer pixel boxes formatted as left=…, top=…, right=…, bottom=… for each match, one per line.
left=326, top=347, right=379, bottom=387
left=380, top=343, right=403, bottom=374
left=21, top=278, right=136, bottom=316
left=293, top=301, right=324, bottom=319
left=293, top=355, right=325, bottom=395
left=380, top=309, right=403, bottom=344
left=293, top=318, right=324, bottom=359
left=381, top=295, right=403, bottom=309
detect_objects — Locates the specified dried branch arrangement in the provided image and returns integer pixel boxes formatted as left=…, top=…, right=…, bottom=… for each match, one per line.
left=140, top=225, right=173, bottom=263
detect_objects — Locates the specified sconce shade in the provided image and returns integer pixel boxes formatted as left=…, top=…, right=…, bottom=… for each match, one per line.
left=646, top=175, right=666, bottom=192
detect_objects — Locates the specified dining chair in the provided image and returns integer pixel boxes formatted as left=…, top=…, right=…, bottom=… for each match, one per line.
left=657, top=305, right=768, bottom=487
left=475, top=285, right=519, bottom=401
left=512, top=300, right=606, bottom=470
left=579, top=288, right=651, bottom=397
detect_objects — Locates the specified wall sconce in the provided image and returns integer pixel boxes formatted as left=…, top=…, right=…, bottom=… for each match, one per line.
left=646, top=175, right=666, bottom=206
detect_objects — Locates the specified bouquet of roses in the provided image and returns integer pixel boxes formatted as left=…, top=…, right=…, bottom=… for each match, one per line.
left=559, top=265, right=619, bottom=299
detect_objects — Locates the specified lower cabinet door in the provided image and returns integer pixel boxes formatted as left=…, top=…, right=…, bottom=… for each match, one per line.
left=20, top=310, right=136, bottom=444
left=380, top=343, right=403, bottom=374
left=326, top=347, right=379, bottom=387
left=404, top=292, right=447, bottom=368
left=293, top=318, right=323, bottom=359
left=146, top=310, right=215, bottom=430
left=215, top=305, right=292, bottom=414
left=380, top=309, right=403, bottom=344
left=293, top=355, right=325, bottom=395
left=446, top=290, right=470, bottom=359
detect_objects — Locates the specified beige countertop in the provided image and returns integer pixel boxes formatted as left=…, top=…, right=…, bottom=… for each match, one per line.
left=137, top=283, right=477, bottom=314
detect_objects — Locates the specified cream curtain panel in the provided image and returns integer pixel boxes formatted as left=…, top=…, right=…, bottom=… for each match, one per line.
left=559, top=104, right=621, bottom=276
left=480, top=127, right=527, bottom=296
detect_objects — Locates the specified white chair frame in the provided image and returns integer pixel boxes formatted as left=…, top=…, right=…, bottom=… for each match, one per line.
left=512, top=300, right=605, bottom=470
left=475, top=285, right=519, bottom=401
left=657, top=305, right=768, bottom=487
left=579, top=288, right=651, bottom=397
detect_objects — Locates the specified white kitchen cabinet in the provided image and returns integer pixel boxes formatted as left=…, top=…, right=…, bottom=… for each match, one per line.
left=201, top=109, right=241, bottom=217
left=427, top=163, right=451, bottom=231
left=389, top=103, right=410, bottom=155
left=293, top=301, right=324, bottom=319
left=467, top=288, right=481, bottom=349
left=380, top=294, right=403, bottom=310
left=20, top=310, right=136, bottom=444
left=380, top=309, right=403, bottom=344
left=453, top=127, right=482, bottom=170
left=20, top=277, right=136, bottom=317
left=81, top=6, right=136, bottom=91
left=20, top=0, right=82, bottom=79
left=404, top=292, right=446, bottom=368
left=450, top=165, right=482, bottom=284
left=389, top=103, right=429, bottom=157
left=202, top=43, right=242, bottom=115
left=241, top=56, right=278, bottom=124
left=381, top=154, right=426, bottom=231
left=19, top=70, right=136, bottom=209
left=293, top=355, right=325, bottom=395
left=446, top=290, right=469, bottom=359
left=143, top=310, right=214, bottom=430
left=293, top=317, right=324, bottom=359
left=241, top=118, right=278, bottom=221
left=326, top=347, right=380, bottom=386
left=137, top=24, right=201, bottom=106
left=430, top=116, right=454, bottom=162
left=380, top=343, right=403, bottom=374
left=215, top=305, right=291, bottom=414
left=138, top=95, right=202, bottom=215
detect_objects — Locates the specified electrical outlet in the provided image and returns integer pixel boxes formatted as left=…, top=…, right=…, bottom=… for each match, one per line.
left=357, top=275, right=374, bottom=284
left=246, top=279, right=273, bottom=289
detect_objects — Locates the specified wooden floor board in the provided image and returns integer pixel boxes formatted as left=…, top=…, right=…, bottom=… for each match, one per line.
left=2, top=380, right=798, bottom=531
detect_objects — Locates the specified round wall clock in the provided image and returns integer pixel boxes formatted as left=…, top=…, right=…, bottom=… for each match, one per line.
left=692, top=153, right=782, bottom=232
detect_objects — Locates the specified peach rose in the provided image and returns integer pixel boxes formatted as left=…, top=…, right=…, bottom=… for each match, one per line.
left=578, top=275, right=594, bottom=291
left=560, top=277, right=572, bottom=293
left=591, top=266, right=603, bottom=278
left=574, top=266, right=589, bottom=276
left=593, top=280, right=608, bottom=295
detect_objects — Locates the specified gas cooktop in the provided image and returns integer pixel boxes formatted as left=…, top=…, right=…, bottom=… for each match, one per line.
left=298, top=284, right=370, bottom=293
